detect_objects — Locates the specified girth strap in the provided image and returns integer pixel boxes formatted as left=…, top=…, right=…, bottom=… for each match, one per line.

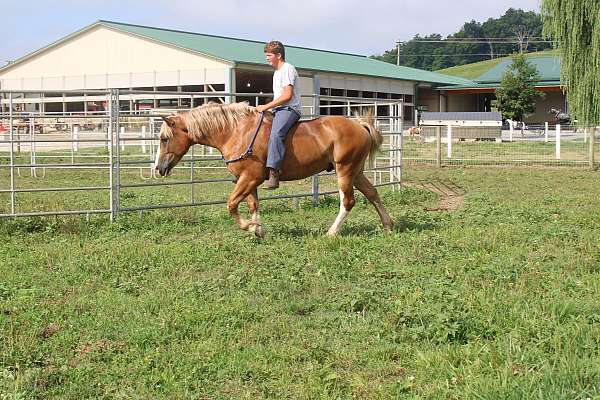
left=223, top=112, right=264, bottom=165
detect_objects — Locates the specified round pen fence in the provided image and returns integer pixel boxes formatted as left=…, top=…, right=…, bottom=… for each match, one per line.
left=0, top=89, right=404, bottom=219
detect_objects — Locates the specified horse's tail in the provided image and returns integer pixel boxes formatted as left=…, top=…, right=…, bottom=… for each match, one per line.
left=355, top=108, right=383, bottom=169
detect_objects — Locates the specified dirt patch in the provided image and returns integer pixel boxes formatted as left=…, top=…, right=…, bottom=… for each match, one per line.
left=41, top=323, right=60, bottom=339
left=425, top=195, right=465, bottom=211
left=404, top=180, right=466, bottom=211
left=68, top=339, right=115, bottom=368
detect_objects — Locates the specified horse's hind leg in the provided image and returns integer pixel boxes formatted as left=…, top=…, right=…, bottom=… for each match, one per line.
left=327, top=169, right=356, bottom=237
left=354, top=173, right=393, bottom=232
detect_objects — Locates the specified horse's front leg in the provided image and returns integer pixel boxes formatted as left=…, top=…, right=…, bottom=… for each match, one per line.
left=227, top=178, right=262, bottom=237
left=245, top=188, right=264, bottom=238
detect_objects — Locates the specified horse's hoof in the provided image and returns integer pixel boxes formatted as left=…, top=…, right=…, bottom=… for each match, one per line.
left=250, top=223, right=265, bottom=238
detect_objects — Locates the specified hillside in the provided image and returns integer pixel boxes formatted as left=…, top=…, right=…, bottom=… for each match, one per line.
left=437, top=49, right=558, bottom=79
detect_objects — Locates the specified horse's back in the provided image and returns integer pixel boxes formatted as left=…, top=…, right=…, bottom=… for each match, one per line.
left=275, top=116, right=371, bottom=180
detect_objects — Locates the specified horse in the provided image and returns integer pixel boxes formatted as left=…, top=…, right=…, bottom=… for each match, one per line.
left=408, top=126, right=421, bottom=136
left=549, top=108, right=571, bottom=124
left=154, top=102, right=394, bottom=238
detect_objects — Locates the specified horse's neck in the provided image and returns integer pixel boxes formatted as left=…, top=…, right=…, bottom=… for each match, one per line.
left=220, top=115, right=264, bottom=157
left=192, top=130, right=227, bottom=154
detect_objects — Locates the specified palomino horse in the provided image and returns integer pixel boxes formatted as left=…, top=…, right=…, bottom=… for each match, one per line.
left=154, top=102, right=393, bottom=237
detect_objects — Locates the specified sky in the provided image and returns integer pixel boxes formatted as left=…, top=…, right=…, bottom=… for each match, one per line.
left=1, top=0, right=541, bottom=64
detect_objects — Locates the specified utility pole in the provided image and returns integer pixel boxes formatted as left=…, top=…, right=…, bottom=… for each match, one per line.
left=396, top=40, right=401, bottom=66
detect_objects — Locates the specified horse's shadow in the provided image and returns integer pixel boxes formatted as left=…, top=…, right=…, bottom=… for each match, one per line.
left=273, top=214, right=436, bottom=239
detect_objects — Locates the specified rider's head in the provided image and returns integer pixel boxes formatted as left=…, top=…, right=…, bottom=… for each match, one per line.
left=264, top=41, right=285, bottom=69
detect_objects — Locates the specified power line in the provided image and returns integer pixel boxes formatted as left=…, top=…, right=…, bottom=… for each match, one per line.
left=409, top=39, right=553, bottom=44
left=412, top=37, right=549, bottom=40
left=400, top=53, right=516, bottom=57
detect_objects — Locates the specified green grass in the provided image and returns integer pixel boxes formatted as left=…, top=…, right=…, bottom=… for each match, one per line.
left=437, top=50, right=559, bottom=79
left=2, top=165, right=600, bottom=399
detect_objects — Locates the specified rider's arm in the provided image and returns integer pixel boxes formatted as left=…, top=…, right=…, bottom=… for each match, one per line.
left=256, top=85, right=293, bottom=112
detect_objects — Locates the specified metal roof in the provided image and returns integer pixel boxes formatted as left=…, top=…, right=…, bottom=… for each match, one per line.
left=95, top=21, right=471, bottom=86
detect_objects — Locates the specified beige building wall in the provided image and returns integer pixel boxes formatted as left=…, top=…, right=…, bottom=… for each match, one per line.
left=447, top=93, right=478, bottom=112
left=319, top=73, right=414, bottom=96
left=418, top=88, right=441, bottom=112
left=0, top=25, right=229, bottom=90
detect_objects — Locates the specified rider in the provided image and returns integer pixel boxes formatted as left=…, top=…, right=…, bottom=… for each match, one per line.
left=256, top=41, right=302, bottom=189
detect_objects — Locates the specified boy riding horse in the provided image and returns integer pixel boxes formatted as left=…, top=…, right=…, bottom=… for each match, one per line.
left=255, top=41, right=302, bottom=189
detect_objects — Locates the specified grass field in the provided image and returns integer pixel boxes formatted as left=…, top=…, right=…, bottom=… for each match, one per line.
left=2, top=165, right=600, bottom=399
left=436, top=50, right=559, bottom=79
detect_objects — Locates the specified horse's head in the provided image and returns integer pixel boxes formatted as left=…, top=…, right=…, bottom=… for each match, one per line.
left=155, top=115, right=193, bottom=177
left=549, top=108, right=558, bottom=115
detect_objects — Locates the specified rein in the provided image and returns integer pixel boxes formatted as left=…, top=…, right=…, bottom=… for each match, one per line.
left=223, top=112, right=264, bottom=165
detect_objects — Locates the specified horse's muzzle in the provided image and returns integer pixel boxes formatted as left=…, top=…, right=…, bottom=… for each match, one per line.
left=155, top=157, right=172, bottom=177
left=155, top=153, right=180, bottom=177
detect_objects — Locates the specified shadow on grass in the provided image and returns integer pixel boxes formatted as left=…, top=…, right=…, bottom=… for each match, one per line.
left=271, top=214, right=437, bottom=238
left=392, top=215, right=437, bottom=233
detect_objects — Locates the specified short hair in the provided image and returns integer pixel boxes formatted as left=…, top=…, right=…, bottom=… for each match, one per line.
left=264, top=41, right=285, bottom=60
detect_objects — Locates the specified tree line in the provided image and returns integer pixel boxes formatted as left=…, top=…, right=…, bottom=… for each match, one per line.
left=373, top=8, right=552, bottom=71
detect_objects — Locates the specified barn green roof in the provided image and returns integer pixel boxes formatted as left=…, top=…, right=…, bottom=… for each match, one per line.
left=98, top=20, right=471, bottom=86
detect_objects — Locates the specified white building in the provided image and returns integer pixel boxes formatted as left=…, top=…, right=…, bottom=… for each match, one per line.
left=0, top=20, right=468, bottom=121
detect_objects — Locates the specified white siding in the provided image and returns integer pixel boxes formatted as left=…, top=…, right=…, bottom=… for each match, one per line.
left=0, top=25, right=228, bottom=90
left=318, top=73, right=414, bottom=95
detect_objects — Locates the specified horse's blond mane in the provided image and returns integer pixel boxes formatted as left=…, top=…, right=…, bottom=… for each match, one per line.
left=160, top=102, right=257, bottom=140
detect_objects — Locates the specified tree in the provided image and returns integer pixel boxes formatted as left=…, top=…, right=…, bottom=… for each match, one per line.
left=372, top=8, right=552, bottom=71
left=492, top=53, right=545, bottom=125
left=541, top=0, right=600, bottom=127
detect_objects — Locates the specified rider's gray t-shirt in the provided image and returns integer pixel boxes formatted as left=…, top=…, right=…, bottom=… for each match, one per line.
left=273, top=62, right=302, bottom=114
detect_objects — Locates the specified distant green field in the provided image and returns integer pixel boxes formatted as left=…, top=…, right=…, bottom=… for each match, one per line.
left=437, top=50, right=559, bottom=79
left=2, top=165, right=600, bottom=399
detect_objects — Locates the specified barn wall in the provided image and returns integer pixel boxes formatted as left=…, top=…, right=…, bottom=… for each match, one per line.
left=0, top=26, right=229, bottom=90
left=318, top=73, right=414, bottom=96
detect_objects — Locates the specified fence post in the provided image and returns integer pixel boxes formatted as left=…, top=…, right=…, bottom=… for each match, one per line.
left=120, top=126, right=125, bottom=151
left=555, top=124, right=561, bottom=160
left=141, top=125, right=147, bottom=154
left=30, top=116, right=36, bottom=177
left=436, top=126, right=442, bottom=168
left=108, top=94, right=115, bottom=222
left=590, top=127, right=596, bottom=170
left=9, top=93, right=16, bottom=215
left=311, top=79, right=321, bottom=206
left=544, top=122, right=549, bottom=143
left=398, top=103, right=404, bottom=188
left=446, top=125, right=452, bottom=159
left=108, top=89, right=120, bottom=221
left=73, top=126, right=79, bottom=152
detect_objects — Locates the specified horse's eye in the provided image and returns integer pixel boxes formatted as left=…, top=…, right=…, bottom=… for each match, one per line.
left=160, top=138, right=168, bottom=144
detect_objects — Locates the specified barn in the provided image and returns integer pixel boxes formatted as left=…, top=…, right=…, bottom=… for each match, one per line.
left=0, top=20, right=468, bottom=124
left=426, top=54, right=566, bottom=124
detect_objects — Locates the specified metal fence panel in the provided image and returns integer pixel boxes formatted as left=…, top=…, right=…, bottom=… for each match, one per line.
left=0, top=89, right=403, bottom=219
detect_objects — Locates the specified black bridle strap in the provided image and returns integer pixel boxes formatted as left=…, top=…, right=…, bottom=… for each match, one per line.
left=223, top=112, right=265, bottom=165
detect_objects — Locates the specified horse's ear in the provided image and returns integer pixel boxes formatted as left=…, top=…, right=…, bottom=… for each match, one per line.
left=162, top=115, right=176, bottom=128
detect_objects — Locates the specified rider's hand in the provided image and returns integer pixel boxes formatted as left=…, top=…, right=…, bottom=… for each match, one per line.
left=256, top=105, right=269, bottom=113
